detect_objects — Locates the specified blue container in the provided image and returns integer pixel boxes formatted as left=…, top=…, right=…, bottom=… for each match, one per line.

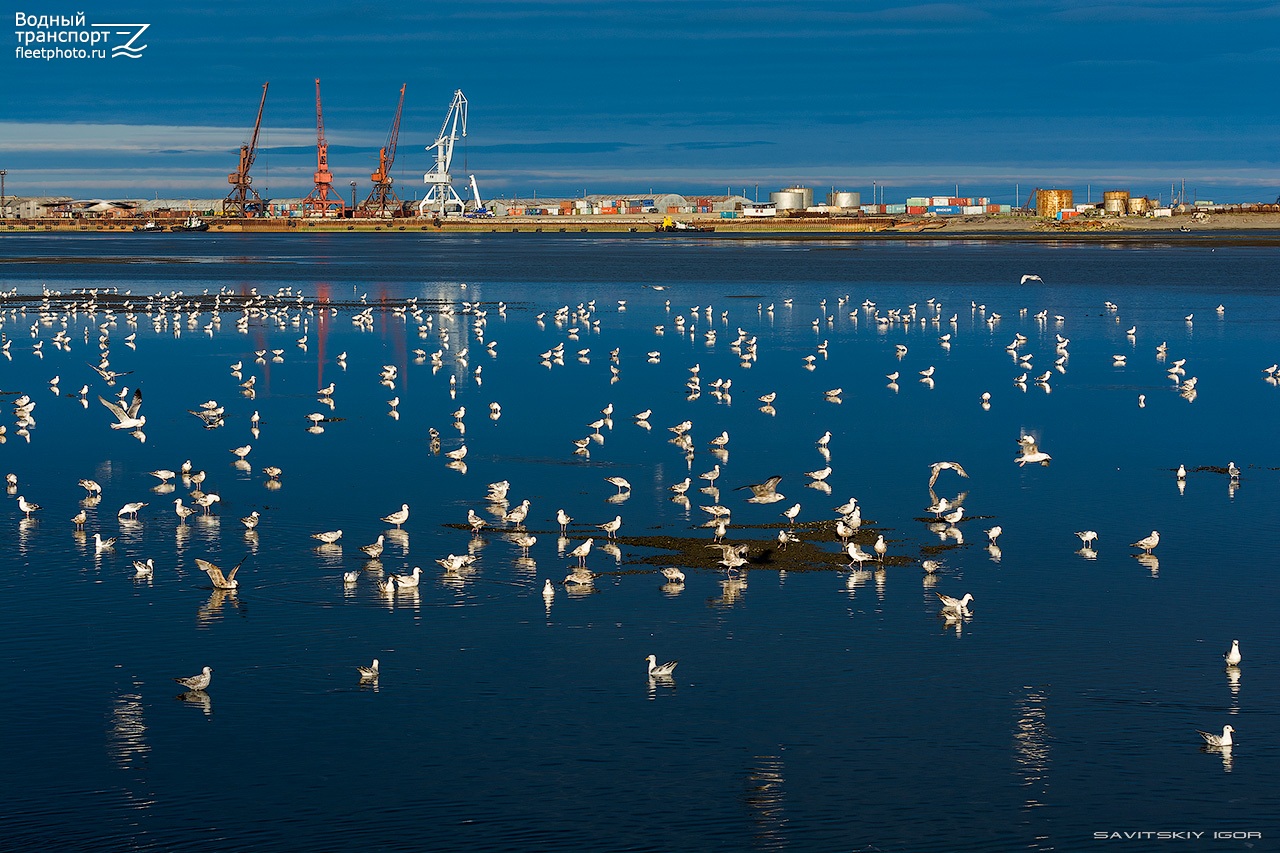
left=928, top=206, right=958, bottom=215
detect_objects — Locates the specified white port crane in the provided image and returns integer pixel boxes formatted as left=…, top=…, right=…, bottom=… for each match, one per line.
left=418, top=89, right=472, bottom=218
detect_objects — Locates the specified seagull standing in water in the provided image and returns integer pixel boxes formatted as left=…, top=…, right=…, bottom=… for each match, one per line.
left=174, top=666, right=213, bottom=692
left=1130, top=530, right=1160, bottom=554
left=381, top=503, right=410, bottom=529
left=357, top=660, right=380, bottom=682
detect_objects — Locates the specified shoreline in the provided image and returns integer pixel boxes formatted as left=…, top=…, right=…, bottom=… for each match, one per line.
left=5, top=210, right=1280, bottom=244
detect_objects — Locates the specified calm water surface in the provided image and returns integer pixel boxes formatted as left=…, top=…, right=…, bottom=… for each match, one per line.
left=0, top=234, right=1276, bottom=852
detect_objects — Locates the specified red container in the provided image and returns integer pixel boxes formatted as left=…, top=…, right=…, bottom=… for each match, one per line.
left=907, top=206, right=927, bottom=215
left=987, top=204, right=1002, bottom=214
left=601, top=207, right=617, bottom=214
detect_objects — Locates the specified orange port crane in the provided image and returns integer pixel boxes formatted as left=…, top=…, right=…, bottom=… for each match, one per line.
left=222, top=82, right=268, bottom=217
left=360, top=84, right=406, bottom=218
left=301, top=78, right=344, bottom=216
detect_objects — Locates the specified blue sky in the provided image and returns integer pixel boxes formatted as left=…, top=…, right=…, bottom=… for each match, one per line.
left=3, top=1, right=1278, bottom=204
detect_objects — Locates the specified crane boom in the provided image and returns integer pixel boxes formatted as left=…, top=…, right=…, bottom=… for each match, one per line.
left=221, top=82, right=269, bottom=217
left=301, top=78, right=344, bottom=216
left=360, top=84, right=406, bottom=217
left=418, top=89, right=470, bottom=218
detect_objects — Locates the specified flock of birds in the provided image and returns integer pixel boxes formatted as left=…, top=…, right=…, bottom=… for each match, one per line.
left=0, top=276, right=1258, bottom=748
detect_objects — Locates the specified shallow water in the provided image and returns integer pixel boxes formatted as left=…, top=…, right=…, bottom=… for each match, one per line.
left=0, top=234, right=1276, bottom=851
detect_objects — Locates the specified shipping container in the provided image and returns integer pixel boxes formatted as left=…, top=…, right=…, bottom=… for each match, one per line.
left=885, top=204, right=906, bottom=214
left=986, top=204, right=1002, bottom=214
left=907, top=206, right=927, bottom=215
left=962, top=206, right=986, bottom=215
left=601, top=207, right=617, bottom=214
left=928, top=206, right=958, bottom=215
left=720, top=211, right=738, bottom=218
left=929, top=196, right=950, bottom=207
left=906, top=197, right=929, bottom=207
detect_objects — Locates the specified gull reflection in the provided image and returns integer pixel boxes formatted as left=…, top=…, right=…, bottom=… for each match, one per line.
left=513, top=556, right=537, bottom=577
left=385, top=528, right=410, bottom=554
left=107, top=689, right=149, bottom=769
left=987, top=544, right=1002, bottom=563
left=646, top=673, right=677, bottom=700
left=710, top=575, right=747, bottom=608
left=196, top=588, right=242, bottom=627
left=600, top=542, right=622, bottom=564
left=151, top=482, right=176, bottom=495
left=1134, top=553, right=1159, bottom=576
left=1226, top=666, right=1241, bottom=705
left=177, top=690, right=213, bottom=717
left=1076, top=547, right=1098, bottom=561
left=845, top=569, right=871, bottom=596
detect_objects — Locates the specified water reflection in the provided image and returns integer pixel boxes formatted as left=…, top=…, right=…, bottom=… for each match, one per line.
left=107, top=688, right=149, bottom=769
left=1014, top=687, right=1052, bottom=809
left=745, top=754, right=788, bottom=850
left=177, top=689, right=213, bottom=717
left=196, top=588, right=243, bottom=627
left=1133, top=553, right=1159, bottom=577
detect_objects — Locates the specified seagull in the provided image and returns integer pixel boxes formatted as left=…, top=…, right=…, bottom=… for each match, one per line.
left=513, top=534, right=537, bottom=555
left=985, top=525, right=1002, bottom=543
left=504, top=499, right=531, bottom=529
left=928, top=461, right=969, bottom=488
left=98, top=388, right=145, bottom=429
left=94, top=533, right=117, bottom=552
left=937, top=592, right=974, bottom=613
left=132, top=558, right=154, bottom=578
left=360, top=535, right=385, bottom=559
left=1015, top=435, right=1051, bottom=466
left=805, top=466, right=832, bottom=481
left=312, top=530, right=343, bottom=545
left=873, top=534, right=887, bottom=562
left=669, top=478, right=691, bottom=497
left=1224, top=639, right=1242, bottom=667
left=194, top=493, right=221, bottom=515
left=174, top=666, right=213, bottom=692
left=230, top=444, right=251, bottom=460
left=78, top=478, right=102, bottom=496
left=393, top=566, right=423, bottom=589
left=568, top=537, right=594, bottom=565
left=173, top=498, right=196, bottom=523
left=467, top=509, right=487, bottom=534
left=543, top=579, right=556, bottom=601
left=781, top=503, right=801, bottom=523
left=1177, top=464, right=1187, bottom=480
left=1020, top=274, right=1043, bottom=285
left=556, top=508, right=572, bottom=534
left=149, top=469, right=176, bottom=483
left=17, top=495, right=40, bottom=518
left=597, top=515, right=622, bottom=539
left=645, top=654, right=678, bottom=678
left=846, top=542, right=874, bottom=565
left=699, top=465, right=721, bottom=485
left=117, top=501, right=147, bottom=519
left=777, top=529, right=799, bottom=550
left=736, top=475, right=783, bottom=501
left=921, top=559, right=941, bottom=574
left=1131, top=530, right=1160, bottom=554
left=660, top=567, right=686, bottom=583
left=240, top=511, right=260, bottom=530
left=1197, top=725, right=1234, bottom=748
left=445, top=445, right=468, bottom=462
left=196, top=555, right=246, bottom=590
left=71, top=510, right=87, bottom=529
left=605, top=476, right=631, bottom=494
left=1075, top=530, right=1099, bottom=547
left=381, top=503, right=410, bottom=528
left=356, top=660, right=380, bottom=682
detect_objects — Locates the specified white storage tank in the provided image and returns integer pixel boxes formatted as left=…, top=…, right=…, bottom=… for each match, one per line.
left=827, top=191, right=861, bottom=209
left=770, top=190, right=806, bottom=210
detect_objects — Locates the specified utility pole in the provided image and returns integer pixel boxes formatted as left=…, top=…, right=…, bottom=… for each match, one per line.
left=0, top=170, right=6, bottom=219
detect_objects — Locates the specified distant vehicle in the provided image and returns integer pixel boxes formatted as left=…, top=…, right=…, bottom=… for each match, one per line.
left=655, top=216, right=714, bottom=233
left=170, top=214, right=210, bottom=232
left=131, top=220, right=165, bottom=233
